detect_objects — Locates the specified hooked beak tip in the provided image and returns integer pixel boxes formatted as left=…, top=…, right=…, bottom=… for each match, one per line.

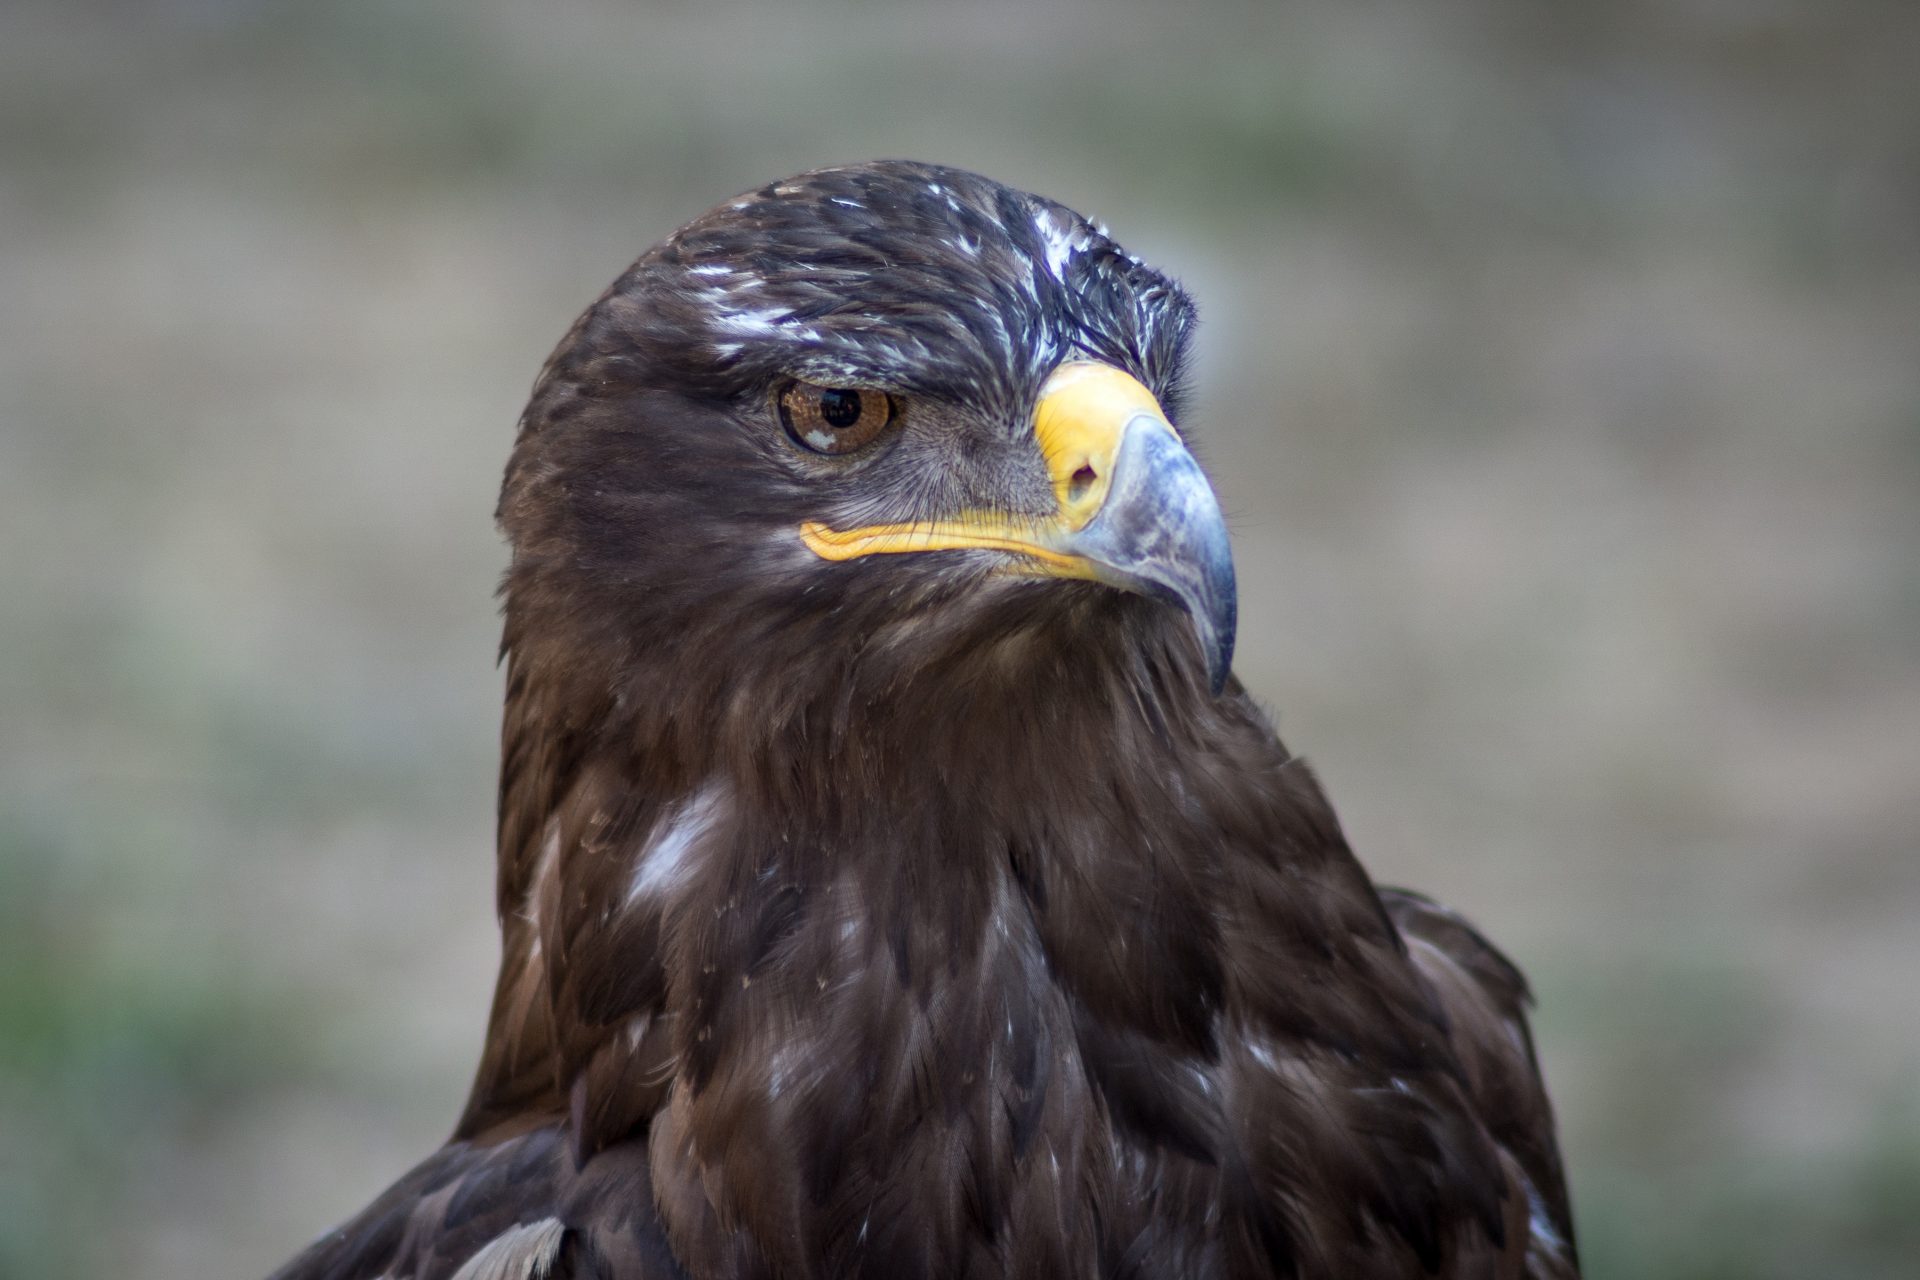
left=1061, top=415, right=1238, bottom=697
left=1198, top=602, right=1237, bottom=696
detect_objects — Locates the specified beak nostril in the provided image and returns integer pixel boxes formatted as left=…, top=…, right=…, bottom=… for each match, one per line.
left=1068, top=464, right=1097, bottom=503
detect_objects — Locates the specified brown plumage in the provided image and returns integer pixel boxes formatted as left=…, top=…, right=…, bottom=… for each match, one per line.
left=270, top=160, right=1577, bottom=1280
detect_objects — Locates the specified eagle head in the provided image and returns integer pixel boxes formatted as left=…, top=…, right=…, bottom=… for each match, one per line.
left=497, top=161, right=1235, bottom=769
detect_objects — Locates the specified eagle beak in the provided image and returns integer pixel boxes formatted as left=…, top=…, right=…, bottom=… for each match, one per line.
left=800, top=362, right=1238, bottom=693
left=1029, top=363, right=1238, bottom=692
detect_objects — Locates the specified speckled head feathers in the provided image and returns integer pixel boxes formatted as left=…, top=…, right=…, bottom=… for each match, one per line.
left=523, top=160, right=1197, bottom=427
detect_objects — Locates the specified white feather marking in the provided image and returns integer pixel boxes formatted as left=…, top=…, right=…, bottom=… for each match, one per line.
left=1032, top=208, right=1088, bottom=281
left=517, top=819, right=562, bottom=926
left=766, top=1041, right=809, bottom=1100
left=829, top=196, right=861, bottom=209
left=711, top=307, right=789, bottom=336
left=1522, top=1170, right=1569, bottom=1257
left=688, top=263, right=732, bottom=277
left=448, top=1217, right=566, bottom=1280
left=628, top=784, right=725, bottom=906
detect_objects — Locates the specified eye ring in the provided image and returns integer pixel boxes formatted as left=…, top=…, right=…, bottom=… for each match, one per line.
left=778, top=382, right=895, bottom=455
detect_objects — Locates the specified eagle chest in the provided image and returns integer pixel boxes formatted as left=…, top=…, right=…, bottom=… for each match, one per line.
left=594, top=773, right=1236, bottom=1271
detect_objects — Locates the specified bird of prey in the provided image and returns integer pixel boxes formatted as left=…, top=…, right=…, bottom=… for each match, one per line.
left=270, top=160, right=1576, bottom=1280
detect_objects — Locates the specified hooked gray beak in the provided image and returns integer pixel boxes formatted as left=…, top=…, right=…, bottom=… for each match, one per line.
left=1057, top=409, right=1237, bottom=692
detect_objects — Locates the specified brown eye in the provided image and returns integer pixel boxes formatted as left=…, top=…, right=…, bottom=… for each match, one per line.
left=779, top=382, right=895, bottom=455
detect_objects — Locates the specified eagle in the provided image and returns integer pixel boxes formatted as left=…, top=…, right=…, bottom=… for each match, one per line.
left=270, top=160, right=1576, bottom=1280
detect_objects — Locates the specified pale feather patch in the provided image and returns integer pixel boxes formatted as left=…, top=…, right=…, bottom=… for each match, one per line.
left=627, top=783, right=726, bottom=906
left=447, top=1217, right=566, bottom=1280
left=710, top=306, right=789, bottom=336
left=1522, top=1170, right=1571, bottom=1260
left=1032, top=207, right=1090, bottom=281
left=765, top=1040, right=810, bottom=1100
left=518, top=818, right=562, bottom=927
left=1244, top=1035, right=1279, bottom=1072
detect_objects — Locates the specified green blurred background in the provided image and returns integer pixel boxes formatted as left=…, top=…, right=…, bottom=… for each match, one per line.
left=3, top=1, right=1917, bottom=1276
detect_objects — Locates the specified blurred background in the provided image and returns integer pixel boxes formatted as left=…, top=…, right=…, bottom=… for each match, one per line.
left=3, top=1, right=1917, bottom=1276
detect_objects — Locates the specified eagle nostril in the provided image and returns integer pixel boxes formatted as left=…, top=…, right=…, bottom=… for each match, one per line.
left=1068, top=465, right=1097, bottom=504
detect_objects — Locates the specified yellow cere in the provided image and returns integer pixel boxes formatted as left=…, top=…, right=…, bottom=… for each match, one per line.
left=1030, top=361, right=1173, bottom=532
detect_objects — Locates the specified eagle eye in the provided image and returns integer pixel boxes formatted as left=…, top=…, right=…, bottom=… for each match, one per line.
left=778, top=382, right=895, bottom=455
